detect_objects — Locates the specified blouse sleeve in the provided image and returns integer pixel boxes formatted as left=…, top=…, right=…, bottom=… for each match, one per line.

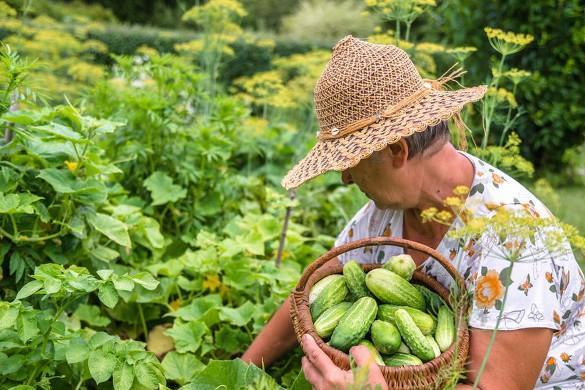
left=334, top=201, right=400, bottom=265
left=468, top=228, right=581, bottom=332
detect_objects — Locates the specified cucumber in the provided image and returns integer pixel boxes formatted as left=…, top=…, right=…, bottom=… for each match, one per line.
left=426, top=335, right=441, bottom=358
left=343, top=260, right=371, bottom=299
left=435, top=305, right=455, bottom=352
left=394, top=309, right=435, bottom=362
left=383, top=353, right=423, bottom=367
left=358, top=339, right=385, bottom=366
left=309, top=275, right=342, bottom=304
left=310, top=275, right=348, bottom=320
left=397, top=341, right=411, bottom=354
left=365, top=269, right=425, bottom=311
left=314, top=302, right=352, bottom=339
left=330, top=297, right=378, bottom=352
left=370, top=320, right=401, bottom=355
left=377, top=305, right=436, bottom=335
left=383, top=254, right=416, bottom=280
left=414, top=284, right=446, bottom=317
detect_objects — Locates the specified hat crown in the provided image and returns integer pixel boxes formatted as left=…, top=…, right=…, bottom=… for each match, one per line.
left=314, top=36, right=424, bottom=134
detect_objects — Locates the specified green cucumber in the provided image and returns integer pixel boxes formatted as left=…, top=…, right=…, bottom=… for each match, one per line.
left=435, top=305, right=455, bottom=352
left=309, top=275, right=342, bottom=304
left=310, top=275, right=348, bottom=320
left=314, top=302, right=352, bottom=339
left=394, top=309, right=435, bottom=362
left=383, top=353, right=423, bottom=367
left=329, top=297, right=377, bottom=352
left=343, top=260, right=371, bottom=299
left=365, top=269, right=425, bottom=310
left=397, top=341, right=411, bottom=354
left=383, top=254, right=416, bottom=280
left=377, top=304, right=436, bottom=335
left=426, top=335, right=441, bottom=358
left=370, top=320, right=401, bottom=355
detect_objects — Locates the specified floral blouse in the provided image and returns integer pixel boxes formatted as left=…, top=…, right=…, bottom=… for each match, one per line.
left=334, top=152, right=585, bottom=389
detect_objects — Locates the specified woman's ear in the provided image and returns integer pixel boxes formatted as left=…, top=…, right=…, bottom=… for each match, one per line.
left=388, top=138, right=409, bottom=168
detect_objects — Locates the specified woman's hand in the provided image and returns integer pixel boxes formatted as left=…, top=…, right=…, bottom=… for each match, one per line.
left=301, top=334, right=388, bottom=390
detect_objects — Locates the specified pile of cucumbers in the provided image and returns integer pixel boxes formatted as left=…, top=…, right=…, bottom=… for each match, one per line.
left=309, top=255, right=456, bottom=366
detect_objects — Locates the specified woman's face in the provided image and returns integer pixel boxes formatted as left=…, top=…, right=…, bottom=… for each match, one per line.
left=341, top=141, right=422, bottom=210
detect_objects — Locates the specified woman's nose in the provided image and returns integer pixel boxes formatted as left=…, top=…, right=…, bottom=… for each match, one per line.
left=341, top=170, right=354, bottom=185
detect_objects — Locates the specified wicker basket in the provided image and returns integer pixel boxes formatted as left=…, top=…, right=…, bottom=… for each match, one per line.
left=290, top=237, right=470, bottom=390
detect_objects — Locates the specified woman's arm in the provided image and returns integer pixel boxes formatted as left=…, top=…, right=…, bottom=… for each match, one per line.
left=455, top=326, right=553, bottom=390
left=241, top=296, right=298, bottom=367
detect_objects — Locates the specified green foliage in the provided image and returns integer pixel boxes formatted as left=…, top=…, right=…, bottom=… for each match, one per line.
left=281, top=0, right=375, bottom=43
left=426, top=0, right=585, bottom=171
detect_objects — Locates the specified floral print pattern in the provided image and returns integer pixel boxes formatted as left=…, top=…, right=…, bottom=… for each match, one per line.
left=334, top=152, right=585, bottom=389
left=475, top=269, right=505, bottom=309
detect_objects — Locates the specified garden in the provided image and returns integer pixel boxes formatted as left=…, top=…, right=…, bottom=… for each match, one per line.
left=0, top=0, right=584, bottom=389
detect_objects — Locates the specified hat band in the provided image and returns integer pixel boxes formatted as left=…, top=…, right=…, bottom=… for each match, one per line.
left=317, top=66, right=467, bottom=141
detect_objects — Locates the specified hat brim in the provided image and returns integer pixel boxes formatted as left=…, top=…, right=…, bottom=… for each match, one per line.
left=281, top=85, right=487, bottom=190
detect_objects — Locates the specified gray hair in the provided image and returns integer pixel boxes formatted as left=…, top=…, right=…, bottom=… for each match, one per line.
left=404, top=120, right=450, bottom=159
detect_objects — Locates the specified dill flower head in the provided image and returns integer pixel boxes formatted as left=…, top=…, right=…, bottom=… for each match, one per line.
left=484, top=27, right=534, bottom=56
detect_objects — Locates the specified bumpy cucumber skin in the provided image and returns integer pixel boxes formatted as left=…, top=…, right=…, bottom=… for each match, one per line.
left=365, top=268, right=426, bottom=310
left=358, top=339, right=385, bottom=366
left=382, top=254, right=416, bottom=281
left=394, top=309, right=435, bottom=362
left=314, top=302, right=352, bottom=338
left=329, top=297, right=378, bottom=352
left=309, top=275, right=342, bottom=304
left=426, top=335, right=441, bottom=358
left=383, top=353, right=423, bottom=367
left=377, top=304, right=436, bottom=335
left=370, top=320, right=401, bottom=355
left=343, top=260, right=371, bottom=299
left=310, top=276, right=348, bottom=320
left=435, top=305, right=455, bottom=352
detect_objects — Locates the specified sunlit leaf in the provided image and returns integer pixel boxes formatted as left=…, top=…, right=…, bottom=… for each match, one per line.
left=87, top=213, right=131, bottom=247
left=88, top=351, right=116, bottom=384
left=143, top=171, right=187, bottom=206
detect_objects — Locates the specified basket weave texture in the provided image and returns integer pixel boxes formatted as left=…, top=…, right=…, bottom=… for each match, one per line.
left=290, top=237, right=470, bottom=390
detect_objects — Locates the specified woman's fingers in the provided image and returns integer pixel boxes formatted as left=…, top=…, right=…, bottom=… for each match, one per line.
left=349, top=345, right=376, bottom=366
left=350, top=345, right=389, bottom=390
left=301, top=356, right=322, bottom=388
left=301, top=334, right=337, bottom=372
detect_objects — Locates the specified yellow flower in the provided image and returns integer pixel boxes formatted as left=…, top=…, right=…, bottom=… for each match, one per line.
left=65, top=160, right=78, bottom=172
left=453, top=185, right=470, bottom=196
left=420, top=207, right=438, bottom=222
left=444, top=196, right=463, bottom=208
left=435, top=210, right=453, bottom=223
left=475, top=270, right=504, bottom=309
left=446, top=46, right=477, bottom=62
left=203, top=274, right=222, bottom=292
left=484, top=27, right=534, bottom=56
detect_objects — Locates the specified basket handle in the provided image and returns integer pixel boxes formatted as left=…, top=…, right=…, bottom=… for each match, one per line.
left=295, top=236, right=466, bottom=293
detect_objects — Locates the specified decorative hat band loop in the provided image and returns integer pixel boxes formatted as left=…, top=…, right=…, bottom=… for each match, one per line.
left=317, top=66, right=467, bottom=141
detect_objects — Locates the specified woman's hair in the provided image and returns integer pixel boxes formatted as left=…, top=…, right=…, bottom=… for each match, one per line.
left=404, top=120, right=450, bottom=159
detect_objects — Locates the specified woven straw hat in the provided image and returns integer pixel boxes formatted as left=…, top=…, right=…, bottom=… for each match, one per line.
left=281, top=35, right=487, bottom=190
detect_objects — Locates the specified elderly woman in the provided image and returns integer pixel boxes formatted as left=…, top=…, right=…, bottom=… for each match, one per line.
left=242, top=36, right=585, bottom=389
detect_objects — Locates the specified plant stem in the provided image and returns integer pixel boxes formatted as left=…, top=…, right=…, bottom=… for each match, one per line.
left=395, top=20, right=401, bottom=45
left=138, top=304, right=148, bottom=340
left=472, top=263, right=515, bottom=389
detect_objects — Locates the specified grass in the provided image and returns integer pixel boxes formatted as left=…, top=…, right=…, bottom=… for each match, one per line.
left=552, top=186, right=585, bottom=269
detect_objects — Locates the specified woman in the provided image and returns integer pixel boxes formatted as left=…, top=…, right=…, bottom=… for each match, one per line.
left=243, top=36, right=585, bottom=389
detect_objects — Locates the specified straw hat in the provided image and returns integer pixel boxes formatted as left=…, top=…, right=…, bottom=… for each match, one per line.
left=281, top=35, right=487, bottom=190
